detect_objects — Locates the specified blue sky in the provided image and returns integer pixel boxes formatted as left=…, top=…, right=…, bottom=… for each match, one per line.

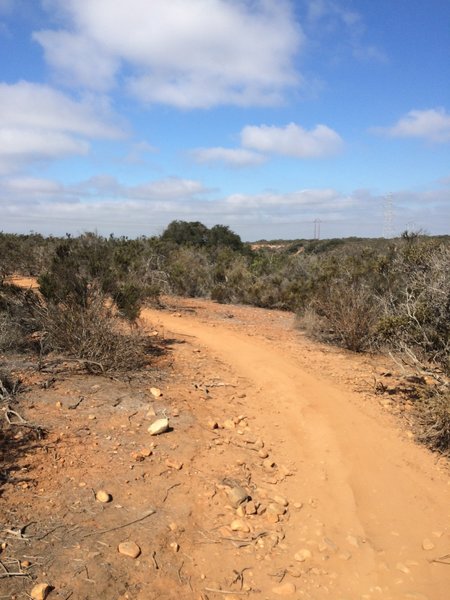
left=0, top=0, right=449, bottom=240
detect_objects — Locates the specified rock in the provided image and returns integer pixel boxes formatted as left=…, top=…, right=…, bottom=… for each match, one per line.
left=245, top=500, right=257, bottom=515
left=258, top=449, right=269, bottom=459
left=88, top=414, right=96, bottom=420
left=165, top=458, right=183, bottom=470
left=294, top=548, right=312, bottom=562
left=263, top=458, right=276, bottom=470
left=268, top=503, right=287, bottom=516
left=146, top=405, right=157, bottom=417
left=254, top=439, right=264, bottom=449
left=292, top=501, right=303, bottom=509
left=230, top=519, right=250, bottom=533
left=30, top=583, right=52, bottom=600
left=226, top=484, right=249, bottom=507
left=21, top=560, right=31, bottom=568
left=223, top=419, right=236, bottom=430
left=272, top=582, right=296, bottom=596
left=118, top=541, right=141, bottom=558
left=150, top=387, right=162, bottom=398
left=422, top=538, right=435, bottom=551
left=170, top=542, right=180, bottom=553
left=148, top=418, right=170, bottom=436
left=272, top=495, right=289, bottom=507
left=208, top=419, right=219, bottom=429
left=96, top=490, right=112, bottom=503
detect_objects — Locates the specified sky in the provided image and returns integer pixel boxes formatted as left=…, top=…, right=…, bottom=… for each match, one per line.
left=0, top=0, right=449, bottom=241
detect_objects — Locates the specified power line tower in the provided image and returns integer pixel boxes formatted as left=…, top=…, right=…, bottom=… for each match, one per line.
left=382, top=193, right=394, bottom=238
left=313, top=218, right=321, bottom=240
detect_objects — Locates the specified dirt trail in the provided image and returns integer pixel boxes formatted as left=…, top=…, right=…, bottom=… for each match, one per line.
left=142, top=301, right=450, bottom=600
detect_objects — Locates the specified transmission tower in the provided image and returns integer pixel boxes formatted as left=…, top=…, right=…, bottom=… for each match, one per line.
left=313, top=218, right=321, bottom=240
left=382, top=193, right=394, bottom=238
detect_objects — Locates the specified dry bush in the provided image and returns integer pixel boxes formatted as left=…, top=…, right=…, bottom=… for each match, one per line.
left=414, top=390, right=450, bottom=454
left=0, top=313, right=22, bottom=352
left=39, top=285, right=151, bottom=372
left=310, top=282, right=380, bottom=352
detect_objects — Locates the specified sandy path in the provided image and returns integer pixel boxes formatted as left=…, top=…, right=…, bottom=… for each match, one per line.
left=142, top=303, right=450, bottom=600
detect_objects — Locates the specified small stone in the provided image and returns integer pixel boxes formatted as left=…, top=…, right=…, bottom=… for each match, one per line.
left=30, top=583, right=52, bottom=600
left=266, top=512, right=279, bottom=524
left=396, top=562, right=410, bottom=574
left=21, top=560, right=31, bottom=568
left=146, top=405, right=157, bottom=417
left=140, top=447, right=152, bottom=457
left=55, top=401, right=62, bottom=408
left=293, top=502, right=303, bottom=510
left=230, top=519, right=250, bottom=533
left=422, top=538, right=435, bottom=551
left=96, top=490, right=112, bottom=503
left=258, top=449, right=269, bottom=459
left=170, top=542, right=180, bottom=553
left=223, top=419, right=236, bottom=430
left=236, top=505, right=246, bottom=518
left=268, top=503, right=287, bottom=516
left=272, top=582, right=296, bottom=596
left=165, top=458, right=183, bottom=470
left=118, top=541, right=141, bottom=558
left=150, top=387, right=162, bottom=398
left=208, top=420, right=219, bottom=429
left=88, top=414, right=96, bottom=421
left=294, top=548, right=312, bottom=562
left=226, top=485, right=249, bottom=507
left=245, top=500, right=257, bottom=515
left=263, top=458, right=276, bottom=470
left=272, top=495, right=289, bottom=507
left=148, top=418, right=170, bottom=436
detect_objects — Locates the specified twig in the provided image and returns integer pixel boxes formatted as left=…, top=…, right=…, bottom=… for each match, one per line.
left=429, top=553, right=450, bottom=565
left=68, top=396, right=84, bottom=410
left=161, top=483, right=181, bottom=503
left=204, top=589, right=249, bottom=596
left=81, top=509, right=156, bottom=538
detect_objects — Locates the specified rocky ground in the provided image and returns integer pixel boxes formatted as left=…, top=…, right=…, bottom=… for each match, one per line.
left=1, top=295, right=449, bottom=600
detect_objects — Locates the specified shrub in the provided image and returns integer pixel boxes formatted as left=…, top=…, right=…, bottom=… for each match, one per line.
left=414, top=390, right=450, bottom=453
left=38, top=283, right=150, bottom=372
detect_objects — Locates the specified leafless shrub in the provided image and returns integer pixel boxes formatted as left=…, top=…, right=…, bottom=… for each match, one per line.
left=38, top=284, right=151, bottom=372
left=413, top=390, right=450, bottom=454
left=310, top=282, right=380, bottom=352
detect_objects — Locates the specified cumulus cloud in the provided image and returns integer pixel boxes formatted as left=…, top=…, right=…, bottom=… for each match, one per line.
left=190, top=147, right=266, bottom=167
left=34, top=0, right=303, bottom=108
left=0, top=81, right=123, bottom=174
left=373, top=108, right=450, bottom=143
left=241, top=122, right=344, bottom=158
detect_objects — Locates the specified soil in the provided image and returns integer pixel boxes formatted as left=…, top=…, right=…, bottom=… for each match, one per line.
left=1, top=290, right=449, bottom=600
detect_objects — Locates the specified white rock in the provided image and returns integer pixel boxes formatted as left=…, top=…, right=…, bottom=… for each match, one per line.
left=294, top=549, right=312, bottom=562
left=272, top=582, right=296, bottom=596
left=96, top=490, right=112, bottom=503
left=150, top=387, right=162, bottom=397
left=148, top=418, right=170, bottom=436
left=118, top=541, right=141, bottom=558
left=422, top=538, right=435, bottom=551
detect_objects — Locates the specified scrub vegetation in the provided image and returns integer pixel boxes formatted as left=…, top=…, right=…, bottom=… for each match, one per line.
left=1, top=223, right=449, bottom=451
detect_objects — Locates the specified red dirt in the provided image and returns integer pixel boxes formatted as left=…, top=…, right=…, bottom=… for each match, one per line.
left=1, top=296, right=449, bottom=599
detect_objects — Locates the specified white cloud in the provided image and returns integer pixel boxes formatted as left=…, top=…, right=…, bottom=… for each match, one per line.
left=241, top=122, right=344, bottom=158
left=0, top=81, right=124, bottom=174
left=374, top=108, right=450, bottom=143
left=190, top=147, right=266, bottom=167
left=35, top=0, right=303, bottom=108
left=1, top=174, right=449, bottom=239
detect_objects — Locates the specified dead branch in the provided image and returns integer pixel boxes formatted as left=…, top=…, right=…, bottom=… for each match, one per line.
left=81, top=509, right=156, bottom=538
